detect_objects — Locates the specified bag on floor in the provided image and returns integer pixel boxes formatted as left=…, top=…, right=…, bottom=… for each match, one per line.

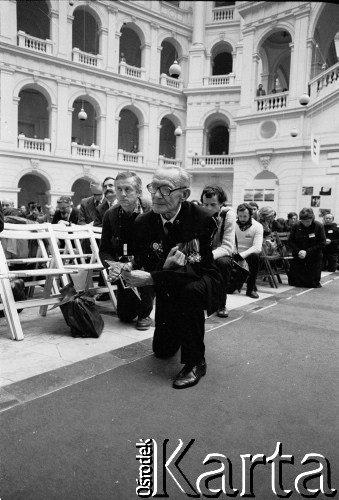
left=227, top=258, right=250, bottom=293
left=0, top=278, right=26, bottom=317
left=59, top=284, right=104, bottom=338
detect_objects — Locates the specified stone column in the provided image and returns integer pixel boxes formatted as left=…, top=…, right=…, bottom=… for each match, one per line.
left=0, top=0, right=17, bottom=43
left=288, top=6, right=311, bottom=105
left=0, top=67, right=16, bottom=147
left=55, top=80, right=71, bottom=156
left=107, top=5, right=119, bottom=72
left=104, top=91, right=118, bottom=162
left=192, top=1, right=205, bottom=46
left=149, top=22, right=160, bottom=83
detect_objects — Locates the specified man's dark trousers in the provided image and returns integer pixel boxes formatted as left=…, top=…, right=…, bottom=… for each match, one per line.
left=245, top=253, right=260, bottom=292
left=152, top=278, right=208, bottom=366
left=215, top=255, right=232, bottom=306
left=116, top=280, right=154, bottom=322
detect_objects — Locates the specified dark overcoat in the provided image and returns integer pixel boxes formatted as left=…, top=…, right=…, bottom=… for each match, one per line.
left=134, top=201, right=224, bottom=316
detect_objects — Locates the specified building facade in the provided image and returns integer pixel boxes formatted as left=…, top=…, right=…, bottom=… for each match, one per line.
left=0, top=0, right=338, bottom=220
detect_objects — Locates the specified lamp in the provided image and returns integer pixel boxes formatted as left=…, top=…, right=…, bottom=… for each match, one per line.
left=174, top=125, right=182, bottom=136
left=78, top=100, right=87, bottom=120
left=290, top=127, right=298, bottom=137
left=299, top=93, right=310, bottom=106
left=169, top=60, right=181, bottom=78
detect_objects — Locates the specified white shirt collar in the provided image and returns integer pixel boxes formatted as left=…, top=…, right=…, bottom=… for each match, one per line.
left=160, top=205, right=181, bottom=226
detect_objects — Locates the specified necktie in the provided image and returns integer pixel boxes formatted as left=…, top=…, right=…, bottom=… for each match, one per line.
left=164, top=221, right=173, bottom=235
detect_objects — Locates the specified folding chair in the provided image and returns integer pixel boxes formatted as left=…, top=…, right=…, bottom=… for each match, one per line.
left=258, top=232, right=291, bottom=288
left=0, top=222, right=78, bottom=340
left=51, top=224, right=117, bottom=311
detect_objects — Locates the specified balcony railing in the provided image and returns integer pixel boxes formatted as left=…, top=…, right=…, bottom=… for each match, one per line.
left=117, top=149, right=144, bottom=166
left=189, top=155, right=234, bottom=169
left=158, top=156, right=182, bottom=168
left=159, top=74, right=183, bottom=90
left=17, top=135, right=51, bottom=153
left=17, top=31, right=53, bottom=55
left=71, top=142, right=100, bottom=160
left=212, top=6, right=235, bottom=22
left=72, top=48, right=103, bottom=69
left=203, top=74, right=236, bottom=86
left=255, top=91, right=288, bottom=112
left=309, top=62, right=339, bottom=97
left=119, top=61, right=145, bottom=80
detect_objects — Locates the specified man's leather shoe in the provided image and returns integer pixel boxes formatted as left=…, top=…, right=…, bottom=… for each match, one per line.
left=172, top=359, right=206, bottom=389
left=246, top=290, right=259, bottom=299
left=96, top=292, right=110, bottom=301
left=217, top=307, right=229, bottom=318
left=136, top=316, right=152, bottom=330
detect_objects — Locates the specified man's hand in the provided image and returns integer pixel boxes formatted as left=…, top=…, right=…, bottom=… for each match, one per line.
left=163, top=246, right=187, bottom=269
left=121, top=269, right=154, bottom=287
left=298, top=250, right=307, bottom=259
left=107, top=262, right=125, bottom=282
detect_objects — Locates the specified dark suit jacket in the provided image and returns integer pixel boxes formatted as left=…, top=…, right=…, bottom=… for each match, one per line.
left=99, top=199, right=152, bottom=265
left=94, top=199, right=112, bottom=227
left=78, top=196, right=102, bottom=225
left=0, top=204, right=4, bottom=233
left=52, top=207, right=80, bottom=225
left=134, top=201, right=224, bottom=316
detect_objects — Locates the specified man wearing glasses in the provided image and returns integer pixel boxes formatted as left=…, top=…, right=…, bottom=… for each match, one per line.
left=118, top=166, right=224, bottom=389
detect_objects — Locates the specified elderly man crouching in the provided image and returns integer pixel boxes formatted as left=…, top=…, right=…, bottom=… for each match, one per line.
left=118, top=166, right=224, bottom=389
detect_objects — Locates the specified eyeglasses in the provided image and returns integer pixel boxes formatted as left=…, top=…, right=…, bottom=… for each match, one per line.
left=147, top=183, right=188, bottom=197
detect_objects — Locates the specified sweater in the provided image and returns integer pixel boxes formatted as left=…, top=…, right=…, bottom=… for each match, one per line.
left=212, top=207, right=236, bottom=260
left=235, top=218, right=263, bottom=259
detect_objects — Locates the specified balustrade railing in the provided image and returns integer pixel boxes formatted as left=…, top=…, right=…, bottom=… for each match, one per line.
left=158, top=156, right=182, bottom=168
left=203, top=74, right=236, bottom=86
left=212, top=6, right=234, bottom=22
left=71, top=143, right=100, bottom=160
left=255, top=91, right=288, bottom=112
left=190, top=155, right=234, bottom=168
left=159, top=74, right=183, bottom=90
left=119, top=61, right=145, bottom=79
left=117, top=149, right=144, bottom=166
left=72, top=48, right=103, bottom=68
left=17, top=135, right=51, bottom=153
left=17, top=31, right=53, bottom=55
left=309, top=62, right=339, bottom=97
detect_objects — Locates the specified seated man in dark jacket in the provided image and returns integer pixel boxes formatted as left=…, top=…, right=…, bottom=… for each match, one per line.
left=99, top=171, right=154, bottom=330
left=115, top=166, right=224, bottom=389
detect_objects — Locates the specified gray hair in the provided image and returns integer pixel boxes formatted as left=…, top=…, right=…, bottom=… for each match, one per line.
left=115, top=170, right=142, bottom=195
left=153, top=166, right=191, bottom=188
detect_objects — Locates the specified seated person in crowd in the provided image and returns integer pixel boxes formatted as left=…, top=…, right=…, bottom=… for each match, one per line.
left=94, top=177, right=118, bottom=227
left=287, top=207, right=326, bottom=288
left=99, top=171, right=154, bottom=330
left=233, top=203, right=264, bottom=299
left=248, top=202, right=259, bottom=220
left=276, top=212, right=298, bottom=232
left=26, top=202, right=46, bottom=223
left=115, top=166, right=224, bottom=389
left=200, top=185, right=235, bottom=318
left=52, top=196, right=79, bottom=225
left=78, top=182, right=104, bottom=225
left=322, top=213, right=339, bottom=272
left=257, top=206, right=284, bottom=237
